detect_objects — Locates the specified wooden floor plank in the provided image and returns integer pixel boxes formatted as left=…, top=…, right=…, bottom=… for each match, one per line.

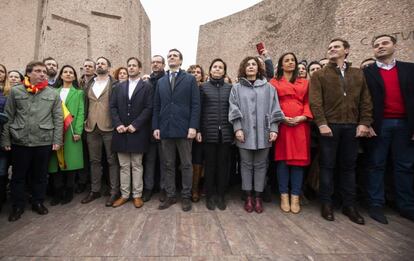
left=174, top=212, right=232, bottom=256
left=0, top=192, right=413, bottom=259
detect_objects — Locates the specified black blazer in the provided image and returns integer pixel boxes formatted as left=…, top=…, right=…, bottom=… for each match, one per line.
left=363, top=61, right=414, bottom=135
left=110, top=79, right=154, bottom=153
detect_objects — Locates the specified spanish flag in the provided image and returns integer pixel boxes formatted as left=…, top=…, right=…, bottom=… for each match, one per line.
left=57, top=102, right=73, bottom=169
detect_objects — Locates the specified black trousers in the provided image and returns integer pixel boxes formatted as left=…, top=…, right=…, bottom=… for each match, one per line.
left=11, top=145, right=51, bottom=208
left=203, top=143, right=231, bottom=198
left=318, top=124, right=359, bottom=207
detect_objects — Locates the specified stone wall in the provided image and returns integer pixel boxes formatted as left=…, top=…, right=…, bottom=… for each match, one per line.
left=0, top=0, right=151, bottom=75
left=197, top=0, right=414, bottom=79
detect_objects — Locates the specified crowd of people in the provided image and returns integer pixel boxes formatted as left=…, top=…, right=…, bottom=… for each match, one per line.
left=0, top=34, right=413, bottom=227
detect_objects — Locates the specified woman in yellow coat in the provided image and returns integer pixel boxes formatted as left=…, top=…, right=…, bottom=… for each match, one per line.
left=49, top=65, right=84, bottom=205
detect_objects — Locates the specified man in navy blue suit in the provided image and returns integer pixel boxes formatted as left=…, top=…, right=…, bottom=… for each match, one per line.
left=364, top=34, right=414, bottom=224
left=152, top=49, right=200, bottom=211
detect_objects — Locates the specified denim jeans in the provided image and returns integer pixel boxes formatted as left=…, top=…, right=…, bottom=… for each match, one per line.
left=365, top=119, right=414, bottom=211
left=318, top=124, right=359, bottom=207
left=276, top=161, right=304, bottom=195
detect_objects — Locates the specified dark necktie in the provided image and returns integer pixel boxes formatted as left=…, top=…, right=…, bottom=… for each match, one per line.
left=170, top=72, right=176, bottom=91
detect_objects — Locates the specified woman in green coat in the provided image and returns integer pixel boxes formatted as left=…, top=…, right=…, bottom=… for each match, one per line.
left=49, top=65, right=84, bottom=205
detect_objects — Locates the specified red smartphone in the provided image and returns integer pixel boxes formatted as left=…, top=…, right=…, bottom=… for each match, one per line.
left=256, top=42, right=265, bottom=55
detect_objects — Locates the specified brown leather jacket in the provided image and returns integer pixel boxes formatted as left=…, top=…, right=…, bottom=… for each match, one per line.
left=309, top=62, right=373, bottom=127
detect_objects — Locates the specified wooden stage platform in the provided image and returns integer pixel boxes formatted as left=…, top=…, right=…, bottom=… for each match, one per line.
left=0, top=191, right=413, bottom=260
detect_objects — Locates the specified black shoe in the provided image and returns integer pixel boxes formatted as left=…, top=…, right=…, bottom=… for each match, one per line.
left=8, top=208, right=24, bottom=222
left=142, top=189, right=153, bottom=202
left=158, top=197, right=177, bottom=210
left=159, top=189, right=167, bottom=202
left=206, top=197, right=216, bottom=210
left=321, top=203, right=334, bottom=221
left=105, top=194, right=118, bottom=207
left=368, top=206, right=388, bottom=224
left=81, top=192, right=101, bottom=204
left=400, top=209, right=414, bottom=222
left=342, top=206, right=365, bottom=225
left=75, top=183, right=86, bottom=194
left=182, top=198, right=192, bottom=212
left=32, top=203, right=48, bottom=215
left=61, top=188, right=74, bottom=205
left=216, top=196, right=226, bottom=211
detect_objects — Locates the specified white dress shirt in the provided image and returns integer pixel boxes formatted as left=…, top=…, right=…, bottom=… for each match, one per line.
left=60, top=87, right=70, bottom=103
left=92, top=78, right=109, bottom=98
left=376, top=59, right=396, bottom=71
left=128, top=78, right=140, bottom=99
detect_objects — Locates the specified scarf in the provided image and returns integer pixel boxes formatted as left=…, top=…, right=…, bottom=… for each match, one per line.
left=24, top=76, right=48, bottom=94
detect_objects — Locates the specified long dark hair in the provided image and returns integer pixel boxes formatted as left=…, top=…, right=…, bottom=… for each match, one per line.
left=276, top=52, right=299, bottom=83
left=56, top=65, right=80, bottom=89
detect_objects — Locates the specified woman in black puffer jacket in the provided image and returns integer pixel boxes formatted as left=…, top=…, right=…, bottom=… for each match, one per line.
left=196, top=58, right=233, bottom=210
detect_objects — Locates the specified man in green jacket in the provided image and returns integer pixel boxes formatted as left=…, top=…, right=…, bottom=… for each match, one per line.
left=310, top=38, right=373, bottom=225
left=1, top=61, right=63, bottom=222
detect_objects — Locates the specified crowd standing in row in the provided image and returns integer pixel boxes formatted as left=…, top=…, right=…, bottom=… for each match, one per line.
left=0, top=34, right=413, bottom=227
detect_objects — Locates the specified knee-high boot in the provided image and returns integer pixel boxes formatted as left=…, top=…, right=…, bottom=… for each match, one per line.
left=0, top=175, right=8, bottom=212
left=192, top=164, right=202, bottom=202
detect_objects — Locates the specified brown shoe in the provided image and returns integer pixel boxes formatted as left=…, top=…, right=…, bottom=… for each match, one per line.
left=112, top=197, right=128, bottom=208
left=192, top=191, right=200, bottom=203
left=133, top=197, right=144, bottom=208
left=290, top=195, right=301, bottom=214
left=280, top=193, right=290, bottom=212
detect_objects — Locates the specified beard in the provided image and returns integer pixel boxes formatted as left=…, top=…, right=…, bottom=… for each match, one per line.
left=96, top=67, right=108, bottom=75
left=47, top=69, right=57, bottom=78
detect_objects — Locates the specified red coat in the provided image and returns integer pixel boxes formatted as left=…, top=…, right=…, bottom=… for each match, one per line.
left=270, top=77, right=313, bottom=166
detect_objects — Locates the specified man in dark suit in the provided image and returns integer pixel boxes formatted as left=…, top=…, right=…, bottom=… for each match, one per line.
left=364, top=34, right=414, bottom=224
left=152, top=48, right=200, bottom=211
left=110, top=57, right=153, bottom=209
left=142, top=55, right=166, bottom=202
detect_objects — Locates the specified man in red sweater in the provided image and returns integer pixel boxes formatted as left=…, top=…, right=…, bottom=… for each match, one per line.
left=364, top=34, right=414, bottom=224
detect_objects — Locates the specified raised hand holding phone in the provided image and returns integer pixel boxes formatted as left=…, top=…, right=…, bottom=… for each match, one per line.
left=256, top=42, right=265, bottom=55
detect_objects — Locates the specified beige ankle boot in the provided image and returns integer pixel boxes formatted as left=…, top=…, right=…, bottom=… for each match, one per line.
left=290, top=195, right=301, bottom=214
left=280, top=193, right=290, bottom=212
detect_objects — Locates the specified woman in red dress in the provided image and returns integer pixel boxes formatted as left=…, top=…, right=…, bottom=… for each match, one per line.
left=270, top=52, right=313, bottom=214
